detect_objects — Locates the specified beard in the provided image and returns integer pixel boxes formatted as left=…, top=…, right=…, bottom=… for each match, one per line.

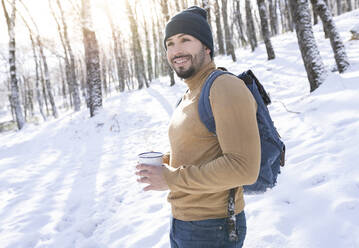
left=171, top=46, right=206, bottom=79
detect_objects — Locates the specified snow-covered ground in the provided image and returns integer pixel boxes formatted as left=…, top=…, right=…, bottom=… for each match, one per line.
left=1, top=10, right=359, bottom=248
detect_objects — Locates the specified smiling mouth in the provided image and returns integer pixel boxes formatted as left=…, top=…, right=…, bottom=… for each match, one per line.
left=172, top=56, right=191, bottom=66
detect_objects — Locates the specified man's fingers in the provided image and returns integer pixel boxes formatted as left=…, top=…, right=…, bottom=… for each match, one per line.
left=136, top=164, right=157, bottom=170
left=137, top=176, right=151, bottom=184
left=135, top=170, right=150, bottom=177
left=143, top=185, right=154, bottom=191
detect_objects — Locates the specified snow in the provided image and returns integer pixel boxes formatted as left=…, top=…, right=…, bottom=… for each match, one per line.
left=1, top=9, right=359, bottom=248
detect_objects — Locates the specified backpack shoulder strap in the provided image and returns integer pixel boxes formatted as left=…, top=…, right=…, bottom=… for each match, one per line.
left=198, top=70, right=233, bottom=134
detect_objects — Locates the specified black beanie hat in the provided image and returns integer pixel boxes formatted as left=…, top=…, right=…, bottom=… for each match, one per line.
left=164, top=6, right=214, bottom=58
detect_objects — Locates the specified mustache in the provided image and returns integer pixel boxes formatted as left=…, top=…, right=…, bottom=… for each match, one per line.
left=171, top=55, right=192, bottom=62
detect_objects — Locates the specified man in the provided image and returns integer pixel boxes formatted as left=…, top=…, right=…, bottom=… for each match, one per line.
left=135, top=6, right=260, bottom=248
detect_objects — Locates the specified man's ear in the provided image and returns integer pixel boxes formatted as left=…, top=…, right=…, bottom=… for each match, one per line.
left=205, top=47, right=211, bottom=55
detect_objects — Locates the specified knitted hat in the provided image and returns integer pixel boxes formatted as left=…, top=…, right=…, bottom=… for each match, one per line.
left=164, top=6, right=214, bottom=58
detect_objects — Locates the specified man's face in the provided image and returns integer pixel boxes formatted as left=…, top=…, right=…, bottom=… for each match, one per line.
left=166, top=34, right=210, bottom=79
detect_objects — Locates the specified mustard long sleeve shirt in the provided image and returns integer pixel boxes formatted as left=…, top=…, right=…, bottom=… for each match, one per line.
left=163, top=61, right=261, bottom=221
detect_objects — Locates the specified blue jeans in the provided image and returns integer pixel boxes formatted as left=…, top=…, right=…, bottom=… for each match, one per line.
left=170, top=211, right=246, bottom=248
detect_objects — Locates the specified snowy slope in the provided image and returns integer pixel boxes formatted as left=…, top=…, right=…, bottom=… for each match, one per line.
left=1, top=10, right=359, bottom=248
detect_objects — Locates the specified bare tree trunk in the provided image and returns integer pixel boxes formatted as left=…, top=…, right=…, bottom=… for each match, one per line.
left=311, top=0, right=349, bottom=72
left=38, top=54, right=50, bottom=116
left=269, top=0, right=279, bottom=35
left=104, top=1, right=125, bottom=92
left=346, top=0, right=353, bottom=10
left=160, top=0, right=176, bottom=86
left=58, top=58, right=69, bottom=109
left=181, top=0, right=187, bottom=9
left=246, top=0, right=258, bottom=51
left=214, top=0, right=225, bottom=55
left=291, top=0, right=326, bottom=92
left=221, top=0, right=236, bottom=61
left=233, top=0, right=247, bottom=47
left=26, top=22, right=46, bottom=120
left=78, top=59, right=89, bottom=108
left=144, top=18, right=153, bottom=83
left=285, top=0, right=294, bottom=32
left=311, top=1, right=319, bottom=25
left=126, top=0, right=148, bottom=89
left=38, top=38, right=58, bottom=118
left=152, top=17, right=159, bottom=79
left=82, top=0, right=102, bottom=117
left=202, top=0, right=213, bottom=31
left=20, top=0, right=58, bottom=118
left=257, top=0, right=276, bottom=60
left=56, top=0, right=81, bottom=111
left=49, top=0, right=72, bottom=110
left=337, top=0, right=342, bottom=14
left=1, top=0, right=25, bottom=129
left=101, top=52, right=108, bottom=96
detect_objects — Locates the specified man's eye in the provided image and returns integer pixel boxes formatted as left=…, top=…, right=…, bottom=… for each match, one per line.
left=182, top=38, right=190, bottom=42
left=167, top=42, right=174, bottom=47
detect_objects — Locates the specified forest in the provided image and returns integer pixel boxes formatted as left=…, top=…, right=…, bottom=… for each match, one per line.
left=0, top=0, right=358, bottom=131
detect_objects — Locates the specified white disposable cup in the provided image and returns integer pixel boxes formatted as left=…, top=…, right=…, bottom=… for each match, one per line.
left=138, top=152, right=163, bottom=166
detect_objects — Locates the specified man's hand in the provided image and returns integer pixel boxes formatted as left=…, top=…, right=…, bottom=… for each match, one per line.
left=135, top=164, right=169, bottom=191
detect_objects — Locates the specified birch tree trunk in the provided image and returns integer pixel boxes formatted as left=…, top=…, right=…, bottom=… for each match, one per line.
left=291, top=0, right=326, bottom=92
left=30, top=32, right=46, bottom=121
left=311, top=0, right=349, bottom=72
left=202, top=0, right=213, bottom=31
left=82, top=0, right=102, bottom=117
left=56, top=0, right=81, bottom=111
left=58, top=58, right=69, bottom=109
left=246, top=0, right=258, bottom=51
left=38, top=53, right=50, bottom=116
left=269, top=0, right=279, bottom=35
left=126, top=0, right=148, bottom=89
left=284, top=0, right=294, bottom=32
left=214, top=0, right=225, bottom=55
left=101, top=52, right=108, bottom=96
left=144, top=19, right=153, bottom=83
left=152, top=17, right=159, bottom=79
left=105, top=1, right=125, bottom=92
left=337, top=0, right=342, bottom=14
left=233, top=0, right=247, bottom=47
left=221, top=0, right=236, bottom=61
left=37, top=38, right=58, bottom=118
left=257, top=0, right=276, bottom=60
left=160, top=0, right=176, bottom=86
left=1, top=0, right=25, bottom=129
left=20, top=13, right=47, bottom=121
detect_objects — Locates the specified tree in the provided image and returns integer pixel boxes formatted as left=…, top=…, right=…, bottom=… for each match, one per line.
left=20, top=0, right=58, bottom=118
left=26, top=21, right=46, bottom=121
left=291, top=0, right=326, bottom=92
left=202, top=0, right=213, bottom=31
left=214, top=0, right=225, bottom=55
left=55, top=0, right=81, bottom=111
left=257, top=0, right=275, bottom=60
left=245, top=0, right=258, bottom=51
left=81, top=0, right=102, bottom=117
left=337, top=0, right=342, bottom=15
left=269, top=0, right=279, bottom=35
left=221, top=0, right=236, bottom=61
left=1, top=0, right=25, bottom=129
left=160, top=0, right=176, bottom=86
left=126, top=0, right=148, bottom=89
left=104, top=0, right=125, bottom=92
left=233, top=0, right=247, bottom=47
left=311, top=0, right=349, bottom=73
left=143, top=18, right=153, bottom=83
